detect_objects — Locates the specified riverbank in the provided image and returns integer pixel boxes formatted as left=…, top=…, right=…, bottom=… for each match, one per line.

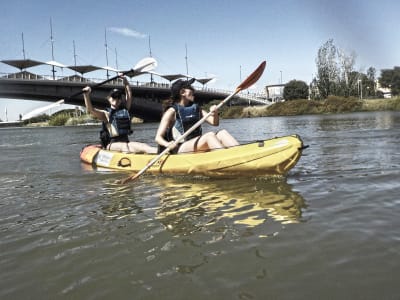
left=20, top=114, right=143, bottom=127
left=9, top=97, right=400, bottom=127
left=0, top=121, right=23, bottom=128
left=238, top=97, right=400, bottom=118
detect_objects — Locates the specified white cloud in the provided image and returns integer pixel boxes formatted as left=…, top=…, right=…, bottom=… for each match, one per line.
left=108, top=27, right=147, bottom=39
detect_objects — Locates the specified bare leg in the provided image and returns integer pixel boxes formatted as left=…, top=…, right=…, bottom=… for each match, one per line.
left=127, top=142, right=157, bottom=154
left=108, top=142, right=129, bottom=153
left=108, top=142, right=157, bottom=153
left=216, top=129, right=239, bottom=147
left=178, top=132, right=223, bottom=153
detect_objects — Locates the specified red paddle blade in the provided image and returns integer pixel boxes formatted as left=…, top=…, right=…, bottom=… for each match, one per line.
left=236, top=61, right=266, bottom=92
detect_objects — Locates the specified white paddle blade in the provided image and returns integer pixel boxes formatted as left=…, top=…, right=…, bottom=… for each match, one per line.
left=132, top=57, right=157, bottom=75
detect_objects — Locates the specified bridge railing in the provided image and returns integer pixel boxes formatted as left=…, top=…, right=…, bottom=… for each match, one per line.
left=236, top=91, right=272, bottom=105
left=0, top=71, right=268, bottom=104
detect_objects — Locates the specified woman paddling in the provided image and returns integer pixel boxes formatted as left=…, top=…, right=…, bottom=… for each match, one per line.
left=155, top=78, right=239, bottom=154
left=82, top=75, right=157, bottom=154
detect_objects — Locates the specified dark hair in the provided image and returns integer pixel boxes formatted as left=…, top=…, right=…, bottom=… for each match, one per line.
left=170, top=78, right=195, bottom=101
left=161, top=98, right=174, bottom=113
left=108, top=88, right=123, bottom=99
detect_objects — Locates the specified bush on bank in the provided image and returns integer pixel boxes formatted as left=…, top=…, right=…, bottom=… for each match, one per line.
left=361, top=97, right=400, bottom=111
left=241, top=97, right=400, bottom=118
left=22, top=114, right=50, bottom=125
left=48, top=113, right=71, bottom=126
left=64, top=115, right=97, bottom=126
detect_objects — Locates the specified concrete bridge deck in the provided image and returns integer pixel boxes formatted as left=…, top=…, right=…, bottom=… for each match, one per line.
left=0, top=72, right=270, bottom=121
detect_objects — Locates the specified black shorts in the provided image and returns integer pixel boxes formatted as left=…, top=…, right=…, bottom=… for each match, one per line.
left=157, top=143, right=182, bottom=154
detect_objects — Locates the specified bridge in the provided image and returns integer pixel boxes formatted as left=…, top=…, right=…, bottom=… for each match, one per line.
left=0, top=72, right=271, bottom=121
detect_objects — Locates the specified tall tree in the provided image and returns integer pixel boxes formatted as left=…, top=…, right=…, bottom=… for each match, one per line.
left=367, top=67, right=376, bottom=82
left=337, top=49, right=356, bottom=97
left=366, top=67, right=377, bottom=97
left=315, top=39, right=339, bottom=99
left=348, top=71, right=361, bottom=97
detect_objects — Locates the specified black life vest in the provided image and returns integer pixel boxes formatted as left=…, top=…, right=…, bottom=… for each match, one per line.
left=157, top=103, right=202, bottom=154
left=172, top=103, right=202, bottom=141
left=99, top=107, right=132, bottom=148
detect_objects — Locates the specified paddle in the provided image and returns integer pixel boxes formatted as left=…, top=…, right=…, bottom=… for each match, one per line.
left=21, top=58, right=156, bottom=121
left=118, top=60, right=266, bottom=184
left=63, top=57, right=157, bottom=101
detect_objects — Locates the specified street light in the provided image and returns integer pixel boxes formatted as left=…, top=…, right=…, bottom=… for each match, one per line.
left=358, top=79, right=363, bottom=99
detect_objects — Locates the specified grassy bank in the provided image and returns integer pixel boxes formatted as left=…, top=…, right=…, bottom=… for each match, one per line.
left=23, top=113, right=144, bottom=127
left=23, top=113, right=98, bottom=127
left=23, top=96, right=400, bottom=126
left=239, top=96, right=400, bottom=118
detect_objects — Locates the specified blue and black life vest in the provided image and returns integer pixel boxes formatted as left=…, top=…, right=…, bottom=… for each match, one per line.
left=99, top=107, right=132, bottom=147
left=172, top=103, right=202, bottom=141
left=157, top=103, right=202, bottom=153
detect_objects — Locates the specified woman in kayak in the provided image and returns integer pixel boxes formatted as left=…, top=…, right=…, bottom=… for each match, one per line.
left=155, top=78, right=239, bottom=154
left=82, top=75, right=157, bottom=154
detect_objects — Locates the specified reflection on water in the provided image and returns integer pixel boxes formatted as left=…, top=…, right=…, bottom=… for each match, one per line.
left=95, top=179, right=158, bottom=221
left=316, top=111, right=398, bottom=132
left=99, top=184, right=144, bottom=220
left=96, top=176, right=306, bottom=237
left=155, top=178, right=306, bottom=237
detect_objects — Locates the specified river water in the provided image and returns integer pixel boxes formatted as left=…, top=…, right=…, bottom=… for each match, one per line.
left=1, top=111, right=399, bottom=299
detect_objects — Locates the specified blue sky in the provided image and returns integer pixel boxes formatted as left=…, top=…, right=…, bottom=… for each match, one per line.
left=1, top=0, right=399, bottom=121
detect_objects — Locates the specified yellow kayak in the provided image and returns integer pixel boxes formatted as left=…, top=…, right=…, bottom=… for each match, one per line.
left=80, top=135, right=305, bottom=177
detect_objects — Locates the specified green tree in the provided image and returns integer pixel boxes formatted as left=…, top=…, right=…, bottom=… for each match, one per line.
left=347, top=71, right=361, bottom=97
left=379, top=66, right=400, bottom=96
left=315, top=39, right=339, bottom=99
left=314, top=39, right=377, bottom=99
left=283, top=80, right=309, bottom=100
left=309, top=77, right=319, bottom=100
left=365, top=67, right=377, bottom=97
left=337, top=48, right=356, bottom=97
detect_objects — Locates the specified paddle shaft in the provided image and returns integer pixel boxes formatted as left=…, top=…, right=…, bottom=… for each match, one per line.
left=119, top=89, right=241, bottom=183
left=67, top=70, right=132, bottom=100
left=119, top=60, right=266, bottom=183
left=65, top=57, right=157, bottom=101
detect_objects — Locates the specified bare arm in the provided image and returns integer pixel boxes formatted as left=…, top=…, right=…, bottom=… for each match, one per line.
left=82, top=87, right=108, bottom=122
left=155, top=108, right=176, bottom=148
left=203, top=104, right=219, bottom=126
left=121, top=75, right=132, bottom=111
